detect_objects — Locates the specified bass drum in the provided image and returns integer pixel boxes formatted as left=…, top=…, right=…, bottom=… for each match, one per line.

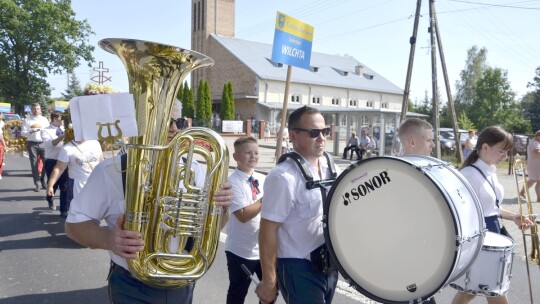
left=323, top=156, right=485, bottom=303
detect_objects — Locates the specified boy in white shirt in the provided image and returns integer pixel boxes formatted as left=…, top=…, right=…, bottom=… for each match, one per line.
left=224, top=136, right=265, bottom=304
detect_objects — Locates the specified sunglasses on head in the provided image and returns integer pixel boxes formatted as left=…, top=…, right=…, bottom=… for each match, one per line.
left=293, top=127, right=331, bottom=138
left=170, top=117, right=185, bottom=129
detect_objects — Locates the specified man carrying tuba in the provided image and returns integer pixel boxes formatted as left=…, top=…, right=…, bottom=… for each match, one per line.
left=65, top=101, right=233, bottom=303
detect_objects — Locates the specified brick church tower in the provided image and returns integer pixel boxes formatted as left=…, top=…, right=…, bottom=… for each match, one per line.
left=190, top=0, right=235, bottom=95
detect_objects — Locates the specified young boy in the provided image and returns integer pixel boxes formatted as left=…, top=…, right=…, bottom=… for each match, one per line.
left=224, top=136, right=265, bottom=304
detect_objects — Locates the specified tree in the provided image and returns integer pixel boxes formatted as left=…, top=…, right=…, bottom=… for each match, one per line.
left=182, top=81, right=194, bottom=119
left=196, top=80, right=212, bottom=127
left=176, top=81, right=184, bottom=104
left=220, top=82, right=235, bottom=120
left=61, top=73, right=84, bottom=100
left=454, top=46, right=488, bottom=115
left=470, top=67, right=530, bottom=132
left=524, top=66, right=540, bottom=132
left=0, top=0, right=95, bottom=113
left=457, top=112, right=475, bottom=131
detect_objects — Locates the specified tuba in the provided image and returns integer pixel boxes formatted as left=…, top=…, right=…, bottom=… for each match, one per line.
left=99, top=38, right=228, bottom=288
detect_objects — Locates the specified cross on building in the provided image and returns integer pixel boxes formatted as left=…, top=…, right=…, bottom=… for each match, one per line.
left=91, top=61, right=112, bottom=84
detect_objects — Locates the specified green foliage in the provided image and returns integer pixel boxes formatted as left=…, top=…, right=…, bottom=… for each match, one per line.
left=524, top=67, right=540, bottom=132
left=220, top=82, right=235, bottom=120
left=454, top=48, right=532, bottom=134
left=177, top=81, right=184, bottom=104
left=457, top=112, right=475, bottom=131
left=196, top=80, right=212, bottom=127
left=0, top=0, right=95, bottom=113
left=61, top=73, right=84, bottom=99
left=469, top=67, right=513, bottom=129
left=181, top=81, right=194, bottom=119
left=196, top=79, right=204, bottom=109
left=454, top=46, right=488, bottom=113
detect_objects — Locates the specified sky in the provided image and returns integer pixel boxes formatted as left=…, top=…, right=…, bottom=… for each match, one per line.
left=47, top=0, right=540, bottom=104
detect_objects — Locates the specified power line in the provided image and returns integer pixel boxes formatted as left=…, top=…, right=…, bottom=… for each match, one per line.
left=448, top=0, right=540, bottom=10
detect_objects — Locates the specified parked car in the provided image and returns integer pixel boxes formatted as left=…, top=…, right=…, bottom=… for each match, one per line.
left=1, top=113, right=21, bottom=121
left=514, top=134, right=528, bottom=156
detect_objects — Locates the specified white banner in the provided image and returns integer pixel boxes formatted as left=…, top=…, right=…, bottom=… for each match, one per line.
left=222, top=120, right=243, bottom=133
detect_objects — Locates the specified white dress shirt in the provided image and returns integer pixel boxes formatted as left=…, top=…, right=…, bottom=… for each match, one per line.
left=22, top=115, right=50, bottom=142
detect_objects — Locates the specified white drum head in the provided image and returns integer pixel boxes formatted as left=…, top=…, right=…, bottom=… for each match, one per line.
left=483, top=231, right=515, bottom=251
left=324, top=157, right=458, bottom=303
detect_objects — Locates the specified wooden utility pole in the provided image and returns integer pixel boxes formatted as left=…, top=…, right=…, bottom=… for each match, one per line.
left=432, top=1, right=463, bottom=163
left=400, top=0, right=423, bottom=122
left=429, top=0, right=441, bottom=158
left=400, top=0, right=462, bottom=161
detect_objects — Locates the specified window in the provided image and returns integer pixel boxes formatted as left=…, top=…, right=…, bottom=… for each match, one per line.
left=349, top=99, right=357, bottom=107
left=312, top=96, right=321, bottom=104
left=331, top=97, right=340, bottom=106
left=381, top=102, right=388, bottom=109
left=290, top=94, right=301, bottom=103
left=366, top=100, right=374, bottom=108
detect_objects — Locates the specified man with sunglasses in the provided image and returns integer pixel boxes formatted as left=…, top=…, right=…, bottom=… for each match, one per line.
left=256, top=106, right=339, bottom=304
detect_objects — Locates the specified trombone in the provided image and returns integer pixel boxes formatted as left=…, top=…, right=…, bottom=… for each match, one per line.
left=513, top=158, right=540, bottom=303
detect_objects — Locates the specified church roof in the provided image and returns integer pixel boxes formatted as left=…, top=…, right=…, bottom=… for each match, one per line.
left=211, top=34, right=404, bottom=95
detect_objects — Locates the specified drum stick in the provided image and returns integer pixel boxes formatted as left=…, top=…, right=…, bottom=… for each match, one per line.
left=241, top=263, right=260, bottom=285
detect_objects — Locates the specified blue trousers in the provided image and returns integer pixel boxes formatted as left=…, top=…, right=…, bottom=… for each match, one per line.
left=44, top=159, right=69, bottom=212
left=276, top=258, right=338, bottom=304
left=225, top=251, right=262, bottom=304
left=108, top=262, right=194, bottom=304
left=484, top=215, right=501, bottom=234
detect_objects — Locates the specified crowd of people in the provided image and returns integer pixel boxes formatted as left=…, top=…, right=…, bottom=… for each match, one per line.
left=2, top=102, right=540, bottom=304
left=1, top=104, right=104, bottom=217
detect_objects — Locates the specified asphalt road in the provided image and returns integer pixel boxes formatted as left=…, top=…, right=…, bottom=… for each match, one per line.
left=1, top=151, right=540, bottom=304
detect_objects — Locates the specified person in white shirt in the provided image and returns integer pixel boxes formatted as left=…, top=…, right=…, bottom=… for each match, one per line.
left=224, top=136, right=265, bottom=304
left=41, top=111, right=68, bottom=216
left=452, top=126, right=533, bottom=304
left=464, top=130, right=477, bottom=158
left=398, top=118, right=435, bottom=156
left=397, top=118, right=437, bottom=304
left=520, top=130, right=540, bottom=201
left=342, top=132, right=360, bottom=160
left=256, top=106, right=340, bottom=304
left=21, top=103, right=50, bottom=191
left=64, top=102, right=233, bottom=304
left=47, top=140, right=103, bottom=198
left=358, top=129, right=371, bottom=160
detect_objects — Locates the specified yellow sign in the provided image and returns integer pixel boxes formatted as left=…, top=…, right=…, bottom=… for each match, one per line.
left=275, top=11, right=314, bottom=42
left=0, top=102, right=11, bottom=112
left=55, top=100, right=69, bottom=111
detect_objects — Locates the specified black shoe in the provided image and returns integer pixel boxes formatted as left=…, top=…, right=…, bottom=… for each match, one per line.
left=46, top=195, right=54, bottom=210
left=60, top=211, right=68, bottom=218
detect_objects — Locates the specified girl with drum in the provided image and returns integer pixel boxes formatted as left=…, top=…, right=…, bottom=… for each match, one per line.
left=451, top=126, right=533, bottom=304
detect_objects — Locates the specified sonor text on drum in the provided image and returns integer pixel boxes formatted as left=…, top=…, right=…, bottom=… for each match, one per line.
left=341, top=171, right=391, bottom=205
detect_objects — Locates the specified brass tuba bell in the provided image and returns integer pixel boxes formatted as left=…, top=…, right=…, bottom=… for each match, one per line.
left=99, top=38, right=228, bottom=288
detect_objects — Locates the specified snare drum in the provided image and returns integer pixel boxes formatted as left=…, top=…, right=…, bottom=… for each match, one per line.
left=323, top=156, right=485, bottom=303
left=450, top=231, right=515, bottom=296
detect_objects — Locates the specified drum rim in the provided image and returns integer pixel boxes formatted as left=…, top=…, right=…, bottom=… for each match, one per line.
left=323, top=156, right=462, bottom=304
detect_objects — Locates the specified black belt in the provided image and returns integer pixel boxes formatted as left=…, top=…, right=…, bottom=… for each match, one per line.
left=28, top=141, right=43, bottom=144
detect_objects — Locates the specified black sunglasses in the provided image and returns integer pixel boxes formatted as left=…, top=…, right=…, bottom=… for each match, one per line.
left=293, top=127, right=331, bottom=138
left=170, top=117, right=186, bottom=129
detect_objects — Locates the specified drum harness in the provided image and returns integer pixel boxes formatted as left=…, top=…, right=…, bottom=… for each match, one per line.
left=277, top=151, right=338, bottom=274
